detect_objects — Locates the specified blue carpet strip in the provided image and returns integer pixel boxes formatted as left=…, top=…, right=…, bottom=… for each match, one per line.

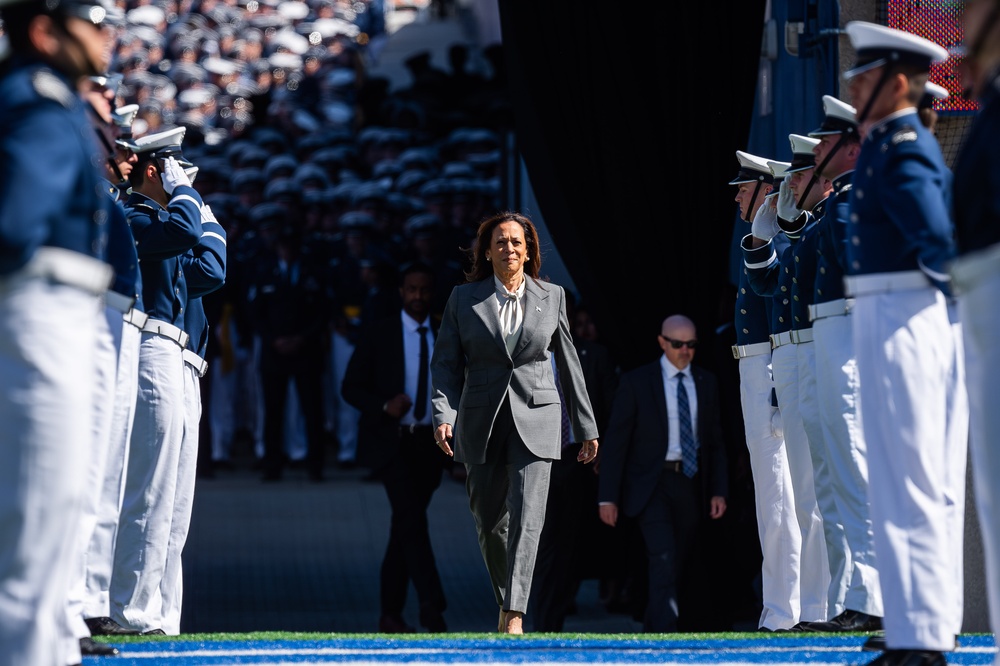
left=88, top=635, right=997, bottom=666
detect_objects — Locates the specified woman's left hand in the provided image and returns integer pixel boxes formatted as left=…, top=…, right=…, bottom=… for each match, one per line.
left=577, top=439, right=599, bottom=464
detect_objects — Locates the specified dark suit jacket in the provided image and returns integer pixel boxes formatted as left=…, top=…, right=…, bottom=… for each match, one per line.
left=341, top=311, right=439, bottom=471
left=597, top=360, right=728, bottom=517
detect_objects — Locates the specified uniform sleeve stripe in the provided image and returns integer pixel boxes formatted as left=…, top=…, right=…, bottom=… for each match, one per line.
left=745, top=252, right=777, bottom=270
left=170, top=194, right=201, bottom=208
left=201, top=231, right=227, bottom=245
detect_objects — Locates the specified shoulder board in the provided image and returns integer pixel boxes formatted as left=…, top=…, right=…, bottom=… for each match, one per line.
left=31, top=69, right=75, bottom=109
left=891, top=126, right=918, bottom=145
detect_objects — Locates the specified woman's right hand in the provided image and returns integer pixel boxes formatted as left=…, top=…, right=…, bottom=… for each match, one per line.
left=434, top=424, right=454, bottom=457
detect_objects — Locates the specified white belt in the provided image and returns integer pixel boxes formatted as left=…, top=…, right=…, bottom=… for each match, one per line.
left=844, top=270, right=929, bottom=297
left=732, top=341, right=772, bottom=359
left=182, top=349, right=208, bottom=377
left=105, top=289, right=135, bottom=313
left=123, top=307, right=148, bottom=330
left=770, top=330, right=794, bottom=348
left=790, top=328, right=813, bottom=344
left=141, top=318, right=190, bottom=349
left=809, top=298, right=854, bottom=321
left=2, top=247, right=113, bottom=296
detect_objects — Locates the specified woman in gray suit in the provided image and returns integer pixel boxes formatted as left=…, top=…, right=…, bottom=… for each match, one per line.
left=431, top=211, right=600, bottom=634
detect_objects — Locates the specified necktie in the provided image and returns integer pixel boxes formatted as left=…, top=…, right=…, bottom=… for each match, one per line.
left=499, top=290, right=521, bottom=354
left=414, top=325, right=429, bottom=421
left=677, top=373, right=697, bottom=478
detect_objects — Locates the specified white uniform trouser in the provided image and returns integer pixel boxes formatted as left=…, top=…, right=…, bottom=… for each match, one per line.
left=738, top=353, right=800, bottom=630
left=0, top=281, right=99, bottom=666
left=944, top=302, right=968, bottom=638
left=111, top=332, right=186, bottom=632
left=811, top=314, right=882, bottom=616
left=771, top=343, right=830, bottom=622
left=852, top=287, right=965, bottom=650
left=955, top=251, right=1000, bottom=661
left=83, top=313, right=141, bottom=619
left=160, top=361, right=202, bottom=634
left=330, top=330, right=360, bottom=463
left=796, top=339, right=850, bottom=617
left=65, top=307, right=116, bottom=649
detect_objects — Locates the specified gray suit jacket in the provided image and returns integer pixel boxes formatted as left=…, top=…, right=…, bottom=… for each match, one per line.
left=431, top=276, right=599, bottom=464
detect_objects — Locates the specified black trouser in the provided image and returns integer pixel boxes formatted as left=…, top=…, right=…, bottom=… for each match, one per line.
left=637, top=465, right=700, bottom=633
left=261, top=359, right=326, bottom=477
left=380, top=427, right=447, bottom=619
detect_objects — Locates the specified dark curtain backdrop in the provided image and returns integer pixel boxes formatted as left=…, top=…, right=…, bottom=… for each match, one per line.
left=497, top=2, right=768, bottom=373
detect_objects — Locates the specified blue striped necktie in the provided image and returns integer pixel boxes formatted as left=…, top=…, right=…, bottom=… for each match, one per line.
left=677, top=373, right=697, bottom=478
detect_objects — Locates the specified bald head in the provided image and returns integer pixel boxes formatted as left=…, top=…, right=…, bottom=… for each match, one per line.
left=658, top=315, right=698, bottom=370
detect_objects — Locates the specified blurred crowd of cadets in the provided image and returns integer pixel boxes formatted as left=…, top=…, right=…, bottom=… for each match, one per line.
left=98, top=0, right=519, bottom=466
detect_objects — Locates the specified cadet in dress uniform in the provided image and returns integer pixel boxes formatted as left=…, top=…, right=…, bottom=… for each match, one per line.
left=81, top=101, right=147, bottom=640
left=111, top=126, right=204, bottom=634
left=772, top=137, right=853, bottom=625
left=159, top=182, right=227, bottom=635
left=0, top=0, right=116, bottom=664
left=801, top=95, right=884, bottom=633
left=843, top=22, right=967, bottom=665
left=742, top=155, right=831, bottom=626
left=949, top=3, right=1000, bottom=662
left=728, top=151, right=801, bottom=631
left=64, top=74, right=141, bottom=660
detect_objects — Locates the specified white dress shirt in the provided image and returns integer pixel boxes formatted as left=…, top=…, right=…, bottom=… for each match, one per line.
left=661, top=356, right=698, bottom=461
left=400, top=310, right=434, bottom=427
left=494, top=275, right=525, bottom=353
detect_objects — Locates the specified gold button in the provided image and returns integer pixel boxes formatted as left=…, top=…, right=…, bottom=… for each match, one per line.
left=741, top=288, right=746, bottom=294
left=780, top=286, right=787, bottom=292
left=740, top=308, right=747, bottom=314
left=779, top=316, right=784, bottom=322
left=820, top=267, right=826, bottom=274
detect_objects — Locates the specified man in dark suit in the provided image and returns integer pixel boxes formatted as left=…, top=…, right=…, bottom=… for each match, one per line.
left=341, top=261, right=449, bottom=634
left=530, top=296, right=619, bottom=632
left=598, top=314, right=728, bottom=632
left=251, top=222, right=333, bottom=482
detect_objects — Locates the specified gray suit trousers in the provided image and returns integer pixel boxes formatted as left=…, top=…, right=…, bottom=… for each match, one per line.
left=465, top=395, right=552, bottom=614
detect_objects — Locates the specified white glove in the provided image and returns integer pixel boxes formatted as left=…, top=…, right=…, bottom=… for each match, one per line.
left=776, top=178, right=802, bottom=222
left=751, top=193, right=781, bottom=242
left=201, top=204, right=217, bottom=224
left=184, top=165, right=199, bottom=184
left=160, top=156, right=192, bottom=195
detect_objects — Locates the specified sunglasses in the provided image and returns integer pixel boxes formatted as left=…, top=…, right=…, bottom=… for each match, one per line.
left=660, top=335, right=698, bottom=350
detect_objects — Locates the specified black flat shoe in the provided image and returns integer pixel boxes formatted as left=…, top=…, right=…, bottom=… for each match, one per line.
left=80, top=636, right=119, bottom=656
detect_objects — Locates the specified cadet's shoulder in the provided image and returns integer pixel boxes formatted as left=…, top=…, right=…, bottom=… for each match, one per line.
left=0, top=61, right=78, bottom=113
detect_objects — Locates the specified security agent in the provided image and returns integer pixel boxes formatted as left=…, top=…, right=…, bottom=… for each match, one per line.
left=742, top=156, right=831, bottom=628
left=800, top=95, right=884, bottom=634
left=843, top=21, right=966, bottom=666
left=728, top=151, right=802, bottom=632
left=110, top=125, right=204, bottom=634
left=0, top=0, right=117, bottom=663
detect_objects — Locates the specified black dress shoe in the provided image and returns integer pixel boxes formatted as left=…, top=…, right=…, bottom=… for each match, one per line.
left=378, top=614, right=416, bottom=634
left=84, top=616, right=140, bottom=636
left=80, top=637, right=119, bottom=656
left=860, top=649, right=946, bottom=666
left=141, top=628, right=166, bottom=636
left=802, top=609, right=883, bottom=632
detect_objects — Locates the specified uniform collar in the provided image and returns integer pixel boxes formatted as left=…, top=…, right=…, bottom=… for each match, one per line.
left=866, top=107, right=917, bottom=139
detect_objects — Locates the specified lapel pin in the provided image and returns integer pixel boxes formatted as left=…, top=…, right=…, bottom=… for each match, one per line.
left=535, top=306, right=542, bottom=312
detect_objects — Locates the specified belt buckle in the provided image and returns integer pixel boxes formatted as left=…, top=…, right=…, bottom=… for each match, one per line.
left=731, top=345, right=740, bottom=360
